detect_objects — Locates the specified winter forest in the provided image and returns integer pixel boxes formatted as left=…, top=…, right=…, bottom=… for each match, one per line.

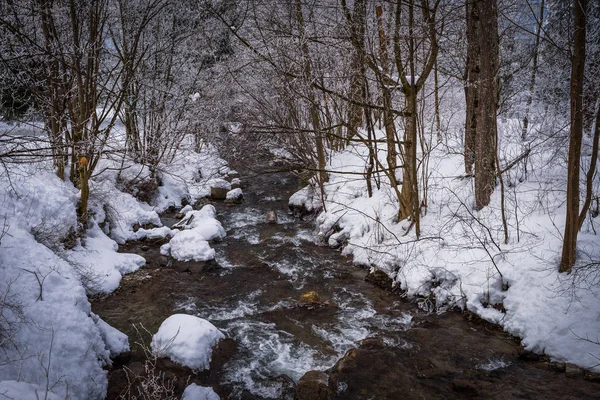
left=1, top=0, right=599, bottom=399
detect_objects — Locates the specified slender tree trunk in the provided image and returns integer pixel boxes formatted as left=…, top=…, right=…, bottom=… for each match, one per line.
left=400, top=93, right=421, bottom=237
left=578, top=98, right=600, bottom=231
left=434, top=57, right=442, bottom=143
left=560, top=0, right=588, bottom=273
left=521, top=0, right=544, bottom=141
left=465, top=0, right=480, bottom=175
left=295, top=0, right=328, bottom=211
left=474, top=0, right=499, bottom=210
left=375, top=5, right=400, bottom=194
left=345, top=0, right=366, bottom=144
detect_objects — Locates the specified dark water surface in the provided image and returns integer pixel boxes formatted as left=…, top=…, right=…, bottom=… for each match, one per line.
left=92, top=162, right=600, bottom=399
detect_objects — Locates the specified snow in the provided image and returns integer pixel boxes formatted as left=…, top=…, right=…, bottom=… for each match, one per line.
left=0, top=124, right=229, bottom=399
left=151, top=314, right=225, bottom=371
left=154, top=146, right=230, bottom=212
left=290, top=118, right=600, bottom=372
left=0, top=381, right=63, bottom=400
left=182, top=383, right=220, bottom=400
left=226, top=188, right=243, bottom=199
left=91, top=313, right=130, bottom=358
left=166, top=230, right=216, bottom=262
left=211, top=178, right=231, bottom=190
left=160, top=205, right=226, bottom=262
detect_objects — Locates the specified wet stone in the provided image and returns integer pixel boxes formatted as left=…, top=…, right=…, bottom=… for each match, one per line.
left=565, top=363, right=583, bottom=377
left=296, top=370, right=333, bottom=400
left=364, top=269, right=395, bottom=292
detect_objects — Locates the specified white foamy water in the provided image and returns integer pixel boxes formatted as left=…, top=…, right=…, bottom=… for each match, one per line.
left=477, top=357, right=510, bottom=371
left=222, top=320, right=335, bottom=399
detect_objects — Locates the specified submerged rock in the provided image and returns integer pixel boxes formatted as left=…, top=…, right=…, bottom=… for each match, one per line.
left=299, top=291, right=320, bottom=303
left=364, top=269, right=396, bottom=292
left=296, top=370, right=333, bottom=400
left=266, top=210, right=278, bottom=224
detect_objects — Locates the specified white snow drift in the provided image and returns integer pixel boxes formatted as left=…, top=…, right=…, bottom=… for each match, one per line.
left=151, top=314, right=225, bottom=371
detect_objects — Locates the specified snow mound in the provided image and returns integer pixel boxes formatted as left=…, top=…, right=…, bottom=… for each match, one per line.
left=288, top=185, right=322, bottom=215
left=226, top=188, right=243, bottom=200
left=211, top=178, right=231, bottom=190
left=162, top=205, right=225, bottom=262
left=166, top=230, right=215, bottom=262
left=67, top=224, right=146, bottom=294
left=89, top=179, right=161, bottom=244
left=182, top=383, right=220, bottom=400
left=151, top=314, right=225, bottom=370
left=91, top=313, right=129, bottom=358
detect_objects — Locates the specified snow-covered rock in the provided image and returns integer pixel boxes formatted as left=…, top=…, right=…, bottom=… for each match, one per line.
left=166, top=230, right=215, bottom=262
left=210, top=179, right=232, bottom=200
left=288, top=185, right=322, bottom=217
left=162, top=205, right=225, bottom=262
left=225, top=188, right=243, bottom=204
left=182, top=383, right=220, bottom=400
left=151, top=314, right=225, bottom=371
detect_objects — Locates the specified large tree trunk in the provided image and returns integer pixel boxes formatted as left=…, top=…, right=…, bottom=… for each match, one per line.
left=295, top=0, right=328, bottom=210
left=464, top=0, right=480, bottom=175
left=400, top=93, right=420, bottom=236
left=346, top=0, right=366, bottom=144
left=376, top=5, right=400, bottom=194
left=560, top=0, right=588, bottom=273
left=474, top=0, right=499, bottom=210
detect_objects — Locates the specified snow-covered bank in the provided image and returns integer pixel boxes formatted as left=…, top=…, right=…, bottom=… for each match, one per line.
left=290, top=122, right=600, bottom=372
left=0, top=125, right=230, bottom=398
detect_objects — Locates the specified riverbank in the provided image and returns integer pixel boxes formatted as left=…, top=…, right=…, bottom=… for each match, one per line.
left=93, top=157, right=600, bottom=399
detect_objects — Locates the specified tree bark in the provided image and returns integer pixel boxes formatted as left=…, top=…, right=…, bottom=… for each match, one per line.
left=560, top=0, right=588, bottom=273
left=464, top=0, right=480, bottom=175
left=521, top=0, right=544, bottom=141
left=345, top=0, right=366, bottom=144
left=376, top=5, right=400, bottom=195
left=578, top=99, right=600, bottom=231
left=474, top=0, right=499, bottom=210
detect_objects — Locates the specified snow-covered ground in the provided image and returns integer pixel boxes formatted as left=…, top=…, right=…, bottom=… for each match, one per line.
left=0, top=123, right=229, bottom=399
left=290, top=118, right=600, bottom=372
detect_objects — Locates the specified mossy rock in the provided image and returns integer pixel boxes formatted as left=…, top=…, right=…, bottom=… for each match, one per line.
left=299, top=291, right=320, bottom=303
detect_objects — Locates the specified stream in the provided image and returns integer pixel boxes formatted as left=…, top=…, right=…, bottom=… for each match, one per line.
left=92, top=158, right=600, bottom=399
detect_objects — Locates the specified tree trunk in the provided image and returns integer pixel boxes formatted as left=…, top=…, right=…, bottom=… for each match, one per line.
left=400, top=93, right=421, bottom=237
left=464, top=0, right=480, bottom=175
left=295, top=0, right=328, bottom=210
left=578, top=98, right=600, bottom=231
left=560, top=0, right=587, bottom=273
left=434, top=57, right=442, bottom=143
left=521, top=0, right=544, bottom=141
left=346, top=0, right=366, bottom=144
left=474, top=0, right=499, bottom=210
left=376, top=5, right=400, bottom=194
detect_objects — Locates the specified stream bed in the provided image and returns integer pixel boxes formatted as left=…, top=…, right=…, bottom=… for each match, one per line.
left=92, top=162, right=600, bottom=399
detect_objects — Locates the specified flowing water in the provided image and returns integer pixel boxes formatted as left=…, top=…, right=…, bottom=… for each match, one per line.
left=93, top=160, right=600, bottom=399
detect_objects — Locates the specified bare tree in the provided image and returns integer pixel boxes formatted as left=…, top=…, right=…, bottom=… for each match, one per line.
left=560, top=0, right=589, bottom=273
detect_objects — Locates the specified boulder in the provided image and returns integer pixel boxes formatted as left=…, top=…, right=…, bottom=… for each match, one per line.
left=296, top=370, right=333, bottom=400
left=364, top=269, right=395, bottom=292
left=210, top=179, right=231, bottom=200
left=225, top=188, right=244, bottom=204
left=266, top=211, right=278, bottom=224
